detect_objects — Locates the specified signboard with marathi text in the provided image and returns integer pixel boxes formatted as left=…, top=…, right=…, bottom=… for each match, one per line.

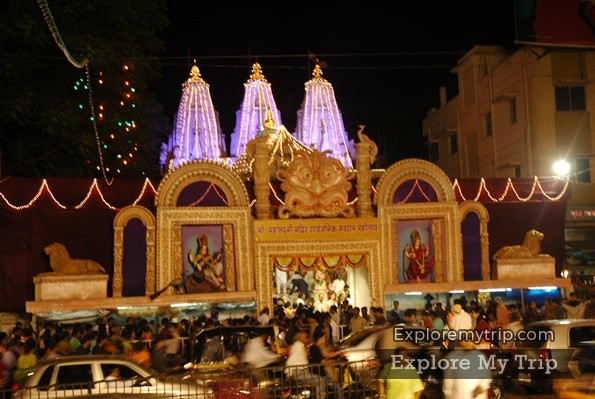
left=254, top=218, right=380, bottom=241
left=567, top=205, right=595, bottom=221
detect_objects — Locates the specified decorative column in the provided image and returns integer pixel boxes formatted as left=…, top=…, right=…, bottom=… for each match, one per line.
left=355, top=126, right=378, bottom=217
left=253, top=138, right=272, bottom=219
left=112, top=227, right=124, bottom=297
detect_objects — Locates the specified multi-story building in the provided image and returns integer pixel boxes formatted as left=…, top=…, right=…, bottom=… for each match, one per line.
left=423, top=45, right=595, bottom=296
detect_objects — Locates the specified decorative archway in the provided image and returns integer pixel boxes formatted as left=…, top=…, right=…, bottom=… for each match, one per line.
left=459, top=201, right=491, bottom=281
left=376, top=158, right=462, bottom=286
left=113, top=205, right=156, bottom=297
left=155, top=160, right=250, bottom=207
left=155, top=161, right=254, bottom=298
left=374, top=158, right=456, bottom=205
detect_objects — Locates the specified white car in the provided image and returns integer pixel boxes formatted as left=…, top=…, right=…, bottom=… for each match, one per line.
left=337, top=325, right=438, bottom=364
left=511, top=319, right=595, bottom=393
left=13, top=354, right=214, bottom=399
left=335, top=324, right=439, bottom=387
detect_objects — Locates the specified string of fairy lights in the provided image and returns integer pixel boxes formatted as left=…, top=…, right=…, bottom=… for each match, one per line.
left=0, top=178, right=157, bottom=211
left=37, top=0, right=140, bottom=184
left=0, top=176, right=569, bottom=211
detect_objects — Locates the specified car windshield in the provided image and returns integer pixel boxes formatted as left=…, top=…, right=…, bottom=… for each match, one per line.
left=192, top=326, right=278, bottom=364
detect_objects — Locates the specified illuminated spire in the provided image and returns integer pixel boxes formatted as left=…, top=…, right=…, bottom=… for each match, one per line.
left=311, top=64, right=326, bottom=82
left=294, top=64, right=354, bottom=168
left=229, top=62, right=282, bottom=159
left=161, top=63, right=226, bottom=170
left=249, top=62, right=265, bottom=81
left=187, top=65, right=204, bottom=83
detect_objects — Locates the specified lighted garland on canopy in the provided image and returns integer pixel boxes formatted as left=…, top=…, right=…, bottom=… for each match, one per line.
left=0, top=176, right=569, bottom=211
left=273, top=254, right=367, bottom=272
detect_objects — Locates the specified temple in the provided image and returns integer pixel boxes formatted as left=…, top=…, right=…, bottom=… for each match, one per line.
left=0, top=63, right=573, bottom=324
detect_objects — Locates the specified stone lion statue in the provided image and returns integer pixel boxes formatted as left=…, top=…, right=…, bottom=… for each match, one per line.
left=44, top=242, right=106, bottom=275
left=492, top=229, right=545, bottom=260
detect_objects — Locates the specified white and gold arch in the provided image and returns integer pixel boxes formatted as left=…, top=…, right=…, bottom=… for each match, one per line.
left=155, top=160, right=254, bottom=298
left=376, top=159, right=464, bottom=292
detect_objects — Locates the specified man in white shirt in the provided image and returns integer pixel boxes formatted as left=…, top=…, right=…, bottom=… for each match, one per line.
left=163, top=323, right=181, bottom=356
left=274, top=268, right=288, bottom=296
left=243, top=331, right=283, bottom=383
left=449, top=304, right=473, bottom=331
left=442, top=339, right=492, bottom=399
left=329, top=305, right=341, bottom=342
left=313, top=292, right=329, bottom=313
left=285, top=330, right=327, bottom=399
left=446, top=303, right=473, bottom=349
left=258, top=307, right=271, bottom=326
left=329, top=277, right=345, bottom=298
left=562, top=293, right=587, bottom=319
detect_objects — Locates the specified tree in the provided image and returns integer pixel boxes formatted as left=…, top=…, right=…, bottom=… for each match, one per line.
left=0, top=0, right=169, bottom=177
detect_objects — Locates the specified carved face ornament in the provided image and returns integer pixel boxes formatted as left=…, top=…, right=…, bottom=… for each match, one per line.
left=277, top=150, right=355, bottom=218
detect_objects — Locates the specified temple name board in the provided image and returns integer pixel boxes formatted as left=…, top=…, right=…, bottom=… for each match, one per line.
left=254, top=218, right=380, bottom=241
left=567, top=205, right=595, bottom=221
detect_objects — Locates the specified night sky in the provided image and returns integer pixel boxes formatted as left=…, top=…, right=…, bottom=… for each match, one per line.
left=152, top=1, right=518, bottom=166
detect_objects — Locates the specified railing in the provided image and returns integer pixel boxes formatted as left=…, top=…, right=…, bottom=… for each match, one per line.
left=193, top=360, right=380, bottom=399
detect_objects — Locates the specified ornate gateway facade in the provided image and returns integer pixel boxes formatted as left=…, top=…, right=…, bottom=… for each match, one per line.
left=19, top=124, right=570, bottom=320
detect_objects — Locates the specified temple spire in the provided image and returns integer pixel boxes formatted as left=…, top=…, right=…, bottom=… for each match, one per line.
left=311, top=64, right=326, bottom=82
left=294, top=64, right=354, bottom=168
left=188, top=64, right=205, bottom=83
left=160, top=63, right=226, bottom=171
left=249, top=62, right=266, bottom=81
left=229, top=62, right=282, bottom=159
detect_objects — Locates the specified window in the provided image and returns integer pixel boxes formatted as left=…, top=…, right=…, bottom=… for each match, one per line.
left=510, top=99, right=517, bottom=123
left=569, top=326, right=595, bottom=347
left=429, top=142, right=439, bottom=163
left=101, top=364, right=140, bottom=380
left=449, top=134, right=457, bottom=154
left=56, top=364, right=93, bottom=390
left=485, top=113, right=493, bottom=136
left=555, top=86, right=586, bottom=111
left=572, top=158, right=591, bottom=183
left=37, top=366, right=55, bottom=391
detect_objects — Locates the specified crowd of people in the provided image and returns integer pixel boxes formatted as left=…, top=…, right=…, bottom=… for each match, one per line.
left=0, top=315, right=201, bottom=394
left=0, top=291, right=593, bottom=399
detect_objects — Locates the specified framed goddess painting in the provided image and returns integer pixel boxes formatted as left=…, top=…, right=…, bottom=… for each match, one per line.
left=398, top=219, right=435, bottom=284
left=181, top=225, right=226, bottom=293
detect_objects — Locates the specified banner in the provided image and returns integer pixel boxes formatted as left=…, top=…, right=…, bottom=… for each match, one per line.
left=254, top=218, right=380, bottom=241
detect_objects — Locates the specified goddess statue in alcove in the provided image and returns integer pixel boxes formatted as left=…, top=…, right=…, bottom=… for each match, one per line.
left=404, top=229, right=435, bottom=283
